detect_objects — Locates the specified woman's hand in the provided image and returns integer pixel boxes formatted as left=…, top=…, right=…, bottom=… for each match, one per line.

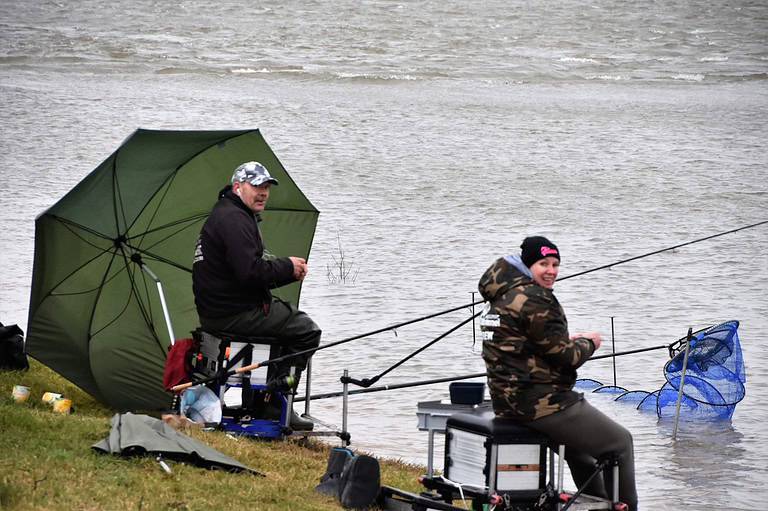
left=571, top=331, right=602, bottom=350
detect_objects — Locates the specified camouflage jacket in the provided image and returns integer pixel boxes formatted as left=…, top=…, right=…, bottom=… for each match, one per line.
left=478, top=256, right=595, bottom=422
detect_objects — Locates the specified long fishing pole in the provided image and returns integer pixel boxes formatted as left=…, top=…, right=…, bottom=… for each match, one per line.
left=588, top=344, right=668, bottom=361
left=175, top=222, right=765, bottom=393
left=297, top=344, right=671, bottom=402
left=307, top=219, right=767, bottom=365
left=296, top=372, right=486, bottom=401
left=267, top=301, right=477, bottom=364
left=171, top=312, right=480, bottom=393
left=342, top=313, right=478, bottom=388
left=170, top=302, right=477, bottom=392
left=339, top=221, right=767, bottom=388
left=558, top=219, right=768, bottom=282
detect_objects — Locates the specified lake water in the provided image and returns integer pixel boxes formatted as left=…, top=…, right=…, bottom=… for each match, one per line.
left=1, top=1, right=767, bottom=509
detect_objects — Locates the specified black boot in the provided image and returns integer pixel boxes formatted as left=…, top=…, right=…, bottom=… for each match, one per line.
left=261, top=399, right=314, bottom=430
left=289, top=408, right=314, bottom=431
left=285, top=368, right=314, bottom=431
left=266, top=367, right=314, bottom=431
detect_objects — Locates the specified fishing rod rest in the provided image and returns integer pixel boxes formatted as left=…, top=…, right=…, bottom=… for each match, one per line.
left=339, top=374, right=379, bottom=388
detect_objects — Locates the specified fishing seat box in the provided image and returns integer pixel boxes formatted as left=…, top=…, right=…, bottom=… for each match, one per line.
left=191, top=329, right=279, bottom=387
left=191, top=329, right=282, bottom=410
left=442, top=411, right=548, bottom=500
left=190, top=329, right=292, bottom=438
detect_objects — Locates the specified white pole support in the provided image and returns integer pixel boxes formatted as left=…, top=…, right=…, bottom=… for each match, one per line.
left=139, top=262, right=177, bottom=345
left=557, top=444, right=565, bottom=495
left=304, top=358, right=313, bottom=416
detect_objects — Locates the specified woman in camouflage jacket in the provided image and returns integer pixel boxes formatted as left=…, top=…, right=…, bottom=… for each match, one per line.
left=479, top=236, right=637, bottom=511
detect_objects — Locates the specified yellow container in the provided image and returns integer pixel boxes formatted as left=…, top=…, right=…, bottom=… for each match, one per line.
left=42, top=392, right=63, bottom=404
left=52, top=398, right=73, bottom=414
left=12, top=385, right=30, bottom=403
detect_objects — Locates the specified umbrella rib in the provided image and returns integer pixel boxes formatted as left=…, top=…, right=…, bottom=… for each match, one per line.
left=117, top=243, right=156, bottom=330
left=132, top=170, right=178, bottom=253
left=135, top=212, right=209, bottom=238
left=38, top=251, right=114, bottom=300
left=89, top=281, right=136, bottom=338
left=112, top=154, right=130, bottom=237
left=140, top=264, right=164, bottom=334
left=90, top=260, right=154, bottom=338
left=134, top=249, right=193, bottom=273
left=86, top=248, right=124, bottom=339
left=125, top=213, right=207, bottom=269
left=52, top=215, right=113, bottom=246
left=35, top=218, right=120, bottom=301
left=51, top=264, right=127, bottom=296
left=134, top=256, right=157, bottom=329
left=88, top=247, right=165, bottom=355
left=111, top=243, right=166, bottom=353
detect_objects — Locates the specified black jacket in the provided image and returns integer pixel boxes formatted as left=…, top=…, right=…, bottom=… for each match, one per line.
left=192, top=187, right=296, bottom=319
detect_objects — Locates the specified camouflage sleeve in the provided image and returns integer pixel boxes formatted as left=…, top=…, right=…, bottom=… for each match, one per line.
left=519, top=290, right=595, bottom=368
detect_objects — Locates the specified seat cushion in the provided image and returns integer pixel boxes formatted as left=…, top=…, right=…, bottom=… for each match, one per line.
left=447, top=411, right=549, bottom=443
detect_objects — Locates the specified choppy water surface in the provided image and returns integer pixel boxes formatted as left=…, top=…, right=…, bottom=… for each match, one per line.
left=1, top=1, right=767, bottom=509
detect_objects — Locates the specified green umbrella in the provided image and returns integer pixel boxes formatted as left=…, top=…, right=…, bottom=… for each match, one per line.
left=26, top=129, right=318, bottom=411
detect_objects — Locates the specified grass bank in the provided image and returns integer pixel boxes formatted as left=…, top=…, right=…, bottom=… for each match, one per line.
left=0, top=361, right=423, bottom=510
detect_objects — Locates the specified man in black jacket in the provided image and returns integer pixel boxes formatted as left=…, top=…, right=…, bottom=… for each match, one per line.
left=192, top=161, right=320, bottom=430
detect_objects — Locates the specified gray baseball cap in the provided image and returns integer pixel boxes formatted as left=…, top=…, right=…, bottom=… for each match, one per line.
left=231, top=161, right=279, bottom=186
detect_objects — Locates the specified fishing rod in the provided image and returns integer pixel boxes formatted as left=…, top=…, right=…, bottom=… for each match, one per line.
left=332, top=221, right=767, bottom=389
left=589, top=344, right=669, bottom=361
left=297, top=344, right=672, bottom=402
left=174, top=222, right=764, bottom=393
left=342, top=314, right=478, bottom=388
left=326, top=220, right=768, bottom=366
left=296, top=372, right=485, bottom=401
left=558, top=219, right=768, bottom=282
left=171, top=309, right=480, bottom=393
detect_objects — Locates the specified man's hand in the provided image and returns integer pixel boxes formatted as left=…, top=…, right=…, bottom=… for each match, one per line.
left=571, top=331, right=602, bottom=351
left=289, top=257, right=308, bottom=280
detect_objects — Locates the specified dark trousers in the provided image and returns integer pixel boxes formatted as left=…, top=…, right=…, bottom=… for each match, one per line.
left=526, top=399, right=638, bottom=511
left=200, top=299, right=321, bottom=378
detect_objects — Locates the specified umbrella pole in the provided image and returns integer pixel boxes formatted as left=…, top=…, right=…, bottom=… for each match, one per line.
left=139, top=262, right=176, bottom=344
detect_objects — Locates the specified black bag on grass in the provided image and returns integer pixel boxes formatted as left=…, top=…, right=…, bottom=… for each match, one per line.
left=0, top=322, right=28, bottom=371
left=316, top=447, right=354, bottom=496
left=338, top=454, right=381, bottom=509
left=316, top=448, right=381, bottom=509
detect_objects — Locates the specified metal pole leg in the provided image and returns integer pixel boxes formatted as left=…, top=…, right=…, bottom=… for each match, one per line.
left=557, top=444, right=565, bottom=494
left=342, top=369, right=349, bottom=447
left=556, top=444, right=566, bottom=510
left=427, top=429, right=435, bottom=478
left=549, top=447, right=555, bottom=488
left=304, top=358, right=312, bottom=416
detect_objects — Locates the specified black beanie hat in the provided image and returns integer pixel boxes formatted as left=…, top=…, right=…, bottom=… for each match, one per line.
left=520, top=236, right=560, bottom=268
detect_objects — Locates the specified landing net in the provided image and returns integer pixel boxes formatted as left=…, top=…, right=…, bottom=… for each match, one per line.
left=575, top=320, right=745, bottom=421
